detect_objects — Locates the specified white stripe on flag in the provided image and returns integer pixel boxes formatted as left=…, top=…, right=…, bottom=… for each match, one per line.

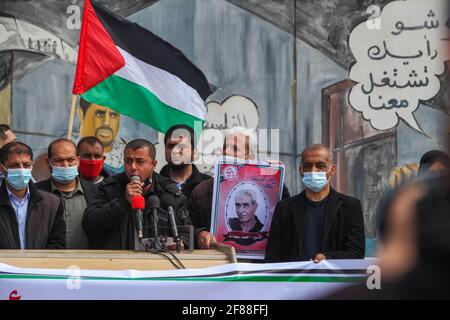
left=114, top=47, right=207, bottom=120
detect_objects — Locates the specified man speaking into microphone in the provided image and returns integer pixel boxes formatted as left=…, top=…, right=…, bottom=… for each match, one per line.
left=83, top=139, right=191, bottom=250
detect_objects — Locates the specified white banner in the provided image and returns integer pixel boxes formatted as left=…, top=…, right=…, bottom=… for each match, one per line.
left=0, top=259, right=377, bottom=300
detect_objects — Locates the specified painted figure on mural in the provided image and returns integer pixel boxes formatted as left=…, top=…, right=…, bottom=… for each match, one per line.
left=76, top=98, right=125, bottom=174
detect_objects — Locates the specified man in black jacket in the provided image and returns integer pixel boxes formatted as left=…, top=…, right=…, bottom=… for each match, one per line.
left=0, top=141, right=65, bottom=249
left=265, top=144, right=365, bottom=263
left=35, top=138, right=97, bottom=249
left=83, top=139, right=191, bottom=250
left=159, top=124, right=210, bottom=199
left=189, top=127, right=290, bottom=249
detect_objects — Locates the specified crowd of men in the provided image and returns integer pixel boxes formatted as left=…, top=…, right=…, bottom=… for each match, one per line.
left=0, top=123, right=448, bottom=265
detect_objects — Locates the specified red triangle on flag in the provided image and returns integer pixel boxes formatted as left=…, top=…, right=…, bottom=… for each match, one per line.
left=72, top=0, right=125, bottom=94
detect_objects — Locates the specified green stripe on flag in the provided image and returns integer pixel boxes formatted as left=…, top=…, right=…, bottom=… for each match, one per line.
left=81, top=75, right=204, bottom=133
left=0, top=274, right=365, bottom=283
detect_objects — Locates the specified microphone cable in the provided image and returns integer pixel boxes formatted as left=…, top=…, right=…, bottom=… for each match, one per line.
left=162, top=248, right=185, bottom=269
left=143, top=242, right=185, bottom=269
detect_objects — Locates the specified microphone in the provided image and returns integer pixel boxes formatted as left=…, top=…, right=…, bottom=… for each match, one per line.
left=130, top=174, right=141, bottom=184
left=167, top=205, right=181, bottom=252
left=159, top=194, right=182, bottom=252
left=148, top=195, right=160, bottom=250
left=130, top=175, right=144, bottom=241
left=131, top=195, right=145, bottom=241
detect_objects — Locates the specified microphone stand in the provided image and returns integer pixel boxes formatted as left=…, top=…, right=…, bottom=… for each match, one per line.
left=167, top=205, right=182, bottom=253
left=152, top=208, right=163, bottom=251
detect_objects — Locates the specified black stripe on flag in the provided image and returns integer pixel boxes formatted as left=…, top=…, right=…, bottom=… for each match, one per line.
left=91, top=0, right=212, bottom=101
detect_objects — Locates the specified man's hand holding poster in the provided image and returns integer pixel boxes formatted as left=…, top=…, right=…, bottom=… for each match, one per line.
left=210, top=157, right=285, bottom=259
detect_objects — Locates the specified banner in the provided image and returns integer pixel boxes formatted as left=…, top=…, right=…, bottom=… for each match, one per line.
left=0, top=259, right=377, bottom=300
left=210, top=158, right=285, bottom=259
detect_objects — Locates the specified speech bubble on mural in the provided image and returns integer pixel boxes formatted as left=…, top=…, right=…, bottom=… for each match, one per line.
left=349, top=0, right=448, bottom=134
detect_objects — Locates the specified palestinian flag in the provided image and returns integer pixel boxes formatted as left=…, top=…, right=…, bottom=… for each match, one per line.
left=72, top=0, right=212, bottom=133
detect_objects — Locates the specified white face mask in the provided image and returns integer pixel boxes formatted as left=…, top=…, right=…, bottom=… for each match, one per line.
left=51, top=164, right=79, bottom=184
left=6, top=168, right=32, bottom=190
left=302, top=167, right=331, bottom=192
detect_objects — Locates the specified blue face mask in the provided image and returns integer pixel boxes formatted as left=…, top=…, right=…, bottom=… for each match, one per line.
left=51, top=165, right=79, bottom=184
left=302, top=169, right=331, bottom=192
left=6, top=168, right=32, bottom=190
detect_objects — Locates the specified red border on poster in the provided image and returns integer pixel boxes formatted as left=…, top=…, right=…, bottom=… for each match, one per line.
left=210, top=157, right=285, bottom=260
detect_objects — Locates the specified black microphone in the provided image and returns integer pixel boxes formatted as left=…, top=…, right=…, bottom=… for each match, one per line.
left=159, top=194, right=182, bottom=252
left=167, top=205, right=181, bottom=252
left=148, top=195, right=160, bottom=250
left=130, top=175, right=144, bottom=242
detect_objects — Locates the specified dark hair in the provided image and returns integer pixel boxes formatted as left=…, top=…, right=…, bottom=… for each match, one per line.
left=164, top=124, right=196, bottom=148
left=124, top=139, right=156, bottom=160
left=48, top=138, right=78, bottom=159
left=418, top=150, right=450, bottom=176
left=0, top=141, right=33, bottom=164
left=77, top=136, right=104, bottom=154
left=0, top=124, right=11, bottom=141
left=301, top=144, right=334, bottom=163
left=79, top=98, right=92, bottom=117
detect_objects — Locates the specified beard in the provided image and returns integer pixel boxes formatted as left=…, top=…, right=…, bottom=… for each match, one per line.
left=168, top=162, right=189, bottom=171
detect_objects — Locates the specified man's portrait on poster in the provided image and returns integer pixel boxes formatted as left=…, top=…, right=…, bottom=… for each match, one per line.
left=224, top=182, right=268, bottom=246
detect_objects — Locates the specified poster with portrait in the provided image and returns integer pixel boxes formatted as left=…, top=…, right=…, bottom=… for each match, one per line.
left=210, top=157, right=285, bottom=260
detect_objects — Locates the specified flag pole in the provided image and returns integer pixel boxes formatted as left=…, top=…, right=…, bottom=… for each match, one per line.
left=67, top=94, right=78, bottom=140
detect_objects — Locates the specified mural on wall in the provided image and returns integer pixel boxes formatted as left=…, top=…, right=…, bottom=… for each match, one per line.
left=225, top=0, right=391, bottom=68
left=0, top=15, right=77, bottom=62
left=0, top=0, right=158, bottom=179
left=0, top=0, right=448, bottom=253
left=196, top=94, right=260, bottom=176
left=76, top=99, right=125, bottom=173
left=349, top=0, right=448, bottom=134
left=154, top=93, right=260, bottom=175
